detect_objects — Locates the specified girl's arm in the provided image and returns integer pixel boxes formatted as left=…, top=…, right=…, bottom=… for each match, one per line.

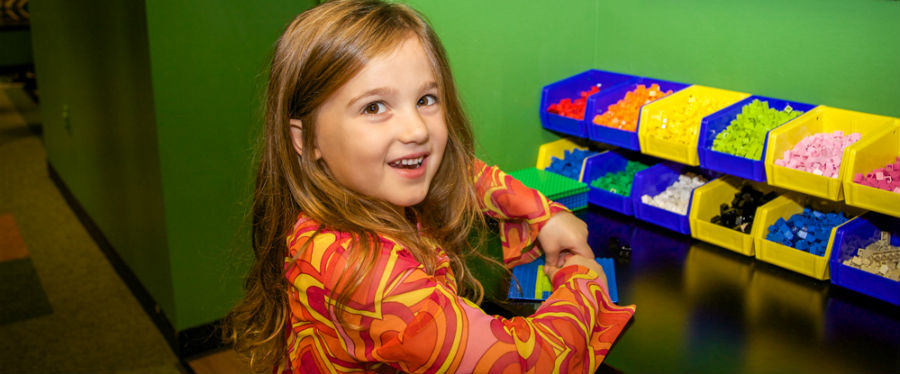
left=472, top=159, right=570, bottom=267
left=287, top=235, right=635, bottom=374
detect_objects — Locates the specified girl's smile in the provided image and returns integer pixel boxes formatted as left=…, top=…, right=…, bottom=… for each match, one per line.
left=299, top=34, right=448, bottom=207
left=387, top=151, right=429, bottom=178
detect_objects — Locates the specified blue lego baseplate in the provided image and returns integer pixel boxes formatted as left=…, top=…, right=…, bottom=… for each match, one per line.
left=507, top=256, right=619, bottom=303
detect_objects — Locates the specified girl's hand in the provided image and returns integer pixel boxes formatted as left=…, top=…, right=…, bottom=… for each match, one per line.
left=544, top=254, right=610, bottom=296
left=537, top=211, right=594, bottom=268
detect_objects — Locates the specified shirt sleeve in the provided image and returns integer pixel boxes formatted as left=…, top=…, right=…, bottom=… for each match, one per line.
left=286, top=234, right=635, bottom=374
left=472, top=159, right=569, bottom=267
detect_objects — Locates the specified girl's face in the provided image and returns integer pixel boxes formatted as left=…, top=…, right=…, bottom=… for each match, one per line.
left=301, top=35, right=448, bottom=208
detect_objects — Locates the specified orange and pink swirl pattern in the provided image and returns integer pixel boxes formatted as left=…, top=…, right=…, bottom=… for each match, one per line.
left=280, top=161, right=635, bottom=373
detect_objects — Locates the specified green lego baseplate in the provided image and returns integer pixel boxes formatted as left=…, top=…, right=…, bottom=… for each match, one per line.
left=509, top=167, right=589, bottom=201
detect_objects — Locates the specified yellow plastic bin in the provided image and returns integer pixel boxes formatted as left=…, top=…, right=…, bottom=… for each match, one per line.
left=764, top=106, right=896, bottom=201
left=753, top=193, right=865, bottom=280
left=536, top=138, right=602, bottom=182
left=638, top=85, right=749, bottom=166
left=689, top=176, right=783, bottom=256
left=842, top=120, right=900, bottom=217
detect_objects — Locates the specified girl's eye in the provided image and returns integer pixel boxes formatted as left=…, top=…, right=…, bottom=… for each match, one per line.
left=417, top=94, right=438, bottom=107
left=363, top=102, right=387, bottom=115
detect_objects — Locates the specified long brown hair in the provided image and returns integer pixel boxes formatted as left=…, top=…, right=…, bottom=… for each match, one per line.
left=225, top=0, right=495, bottom=371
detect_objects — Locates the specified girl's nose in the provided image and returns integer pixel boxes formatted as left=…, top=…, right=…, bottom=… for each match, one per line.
left=397, top=110, right=429, bottom=144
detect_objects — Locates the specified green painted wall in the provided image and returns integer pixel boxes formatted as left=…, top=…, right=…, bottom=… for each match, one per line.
left=32, top=0, right=316, bottom=331
left=408, top=0, right=900, bottom=171
left=29, top=1, right=175, bottom=317
left=144, top=0, right=316, bottom=329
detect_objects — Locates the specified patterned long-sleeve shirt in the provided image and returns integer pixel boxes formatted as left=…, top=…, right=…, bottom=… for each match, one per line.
left=281, top=160, right=636, bottom=373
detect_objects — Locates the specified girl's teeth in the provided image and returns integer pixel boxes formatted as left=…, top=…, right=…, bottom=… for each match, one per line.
left=392, top=157, right=423, bottom=168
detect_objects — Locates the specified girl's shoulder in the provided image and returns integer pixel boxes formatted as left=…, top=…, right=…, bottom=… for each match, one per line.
left=287, top=213, right=353, bottom=257
left=286, top=212, right=415, bottom=262
left=284, top=213, right=434, bottom=290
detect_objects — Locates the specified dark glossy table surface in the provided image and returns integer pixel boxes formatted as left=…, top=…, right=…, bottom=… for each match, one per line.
left=484, top=207, right=900, bottom=373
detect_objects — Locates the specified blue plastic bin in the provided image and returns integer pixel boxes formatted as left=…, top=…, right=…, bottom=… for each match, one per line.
left=540, top=70, right=639, bottom=138
left=586, top=78, right=690, bottom=150
left=583, top=150, right=659, bottom=216
left=698, top=95, right=817, bottom=182
left=829, top=212, right=899, bottom=306
left=632, top=162, right=716, bottom=234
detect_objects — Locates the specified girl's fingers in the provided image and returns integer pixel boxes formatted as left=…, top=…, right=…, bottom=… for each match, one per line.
left=543, top=264, right=560, bottom=279
left=557, top=251, right=573, bottom=267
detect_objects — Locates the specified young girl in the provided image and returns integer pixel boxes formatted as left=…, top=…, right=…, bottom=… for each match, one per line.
left=227, top=1, right=635, bottom=373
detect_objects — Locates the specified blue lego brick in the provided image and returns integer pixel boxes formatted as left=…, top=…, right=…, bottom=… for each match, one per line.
left=546, top=148, right=598, bottom=180
left=766, top=207, right=849, bottom=257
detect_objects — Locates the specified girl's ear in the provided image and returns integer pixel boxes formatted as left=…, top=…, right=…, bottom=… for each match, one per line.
left=289, top=119, right=321, bottom=159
